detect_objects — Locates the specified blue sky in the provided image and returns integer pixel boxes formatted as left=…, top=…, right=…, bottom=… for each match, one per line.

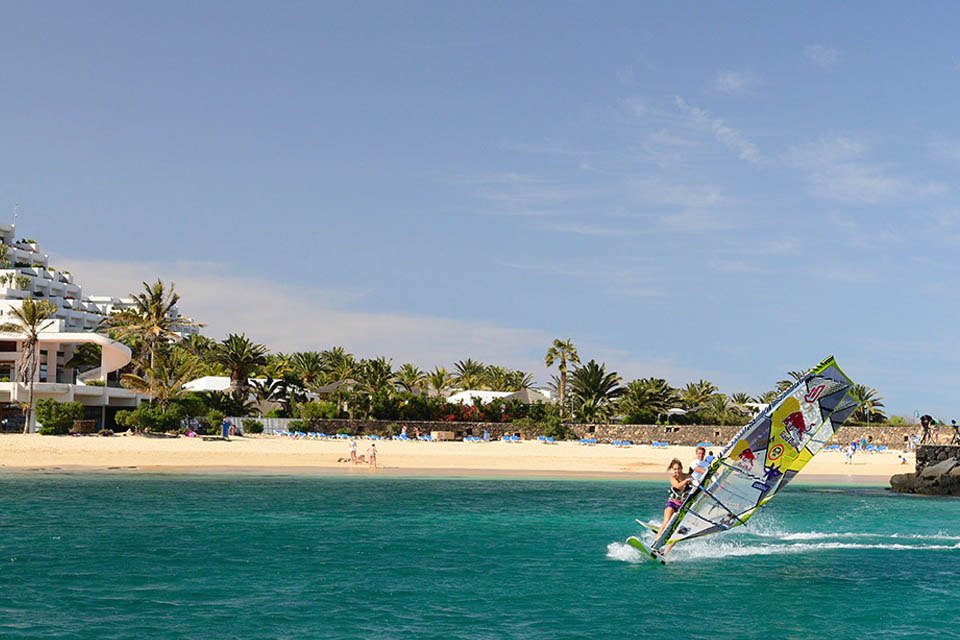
left=2, top=1, right=960, bottom=418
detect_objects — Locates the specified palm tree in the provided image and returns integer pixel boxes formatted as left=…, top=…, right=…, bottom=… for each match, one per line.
left=250, top=377, right=289, bottom=415
left=0, top=299, right=56, bottom=432
left=544, top=338, right=580, bottom=418
left=850, top=384, right=886, bottom=423
left=427, top=366, right=453, bottom=397
left=569, top=360, right=623, bottom=422
left=680, top=380, right=719, bottom=411
left=484, top=365, right=511, bottom=391
left=731, top=392, right=754, bottom=405
left=776, top=369, right=807, bottom=392
left=396, top=363, right=426, bottom=393
left=98, top=280, right=200, bottom=368
left=290, top=352, right=324, bottom=388
left=703, top=394, right=743, bottom=426
left=320, top=347, right=354, bottom=375
left=454, top=359, right=486, bottom=390
left=505, top=369, right=535, bottom=391
left=120, top=349, right=199, bottom=411
left=356, top=357, right=395, bottom=396
left=618, top=377, right=680, bottom=422
left=211, top=333, right=268, bottom=395
left=759, top=389, right=780, bottom=404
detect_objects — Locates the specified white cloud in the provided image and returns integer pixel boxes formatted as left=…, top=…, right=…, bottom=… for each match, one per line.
left=55, top=256, right=557, bottom=380
left=710, top=70, right=760, bottom=94
left=547, top=222, right=636, bottom=237
left=616, top=66, right=635, bottom=86
left=804, top=44, right=839, bottom=68
left=674, top=96, right=761, bottom=164
left=786, top=137, right=941, bottom=204
left=629, top=178, right=726, bottom=209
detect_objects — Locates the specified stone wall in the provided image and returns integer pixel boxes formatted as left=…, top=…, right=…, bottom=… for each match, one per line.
left=305, top=419, right=918, bottom=448
left=916, top=445, right=960, bottom=471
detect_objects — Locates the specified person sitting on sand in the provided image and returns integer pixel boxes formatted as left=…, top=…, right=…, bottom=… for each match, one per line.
left=653, top=458, right=694, bottom=556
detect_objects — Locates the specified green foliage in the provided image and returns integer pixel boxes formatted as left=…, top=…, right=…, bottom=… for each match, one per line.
left=569, top=360, right=623, bottom=423
left=287, top=419, right=308, bottom=432
left=83, top=380, right=105, bottom=387
left=265, top=407, right=286, bottom=418
left=299, top=401, right=337, bottom=421
left=370, top=390, right=402, bottom=420
left=888, top=415, right=905, bottom=425
left=35, top=399, right=85, bottom=435
left=207, top=409, right=225, bottom=434
left=511, top=415, right=570, bottom=440
left=115, top=402, right=185, bottom=433
left=198, top=389, right=255, bottom=416
left=242, top=419, right=264, bottom=434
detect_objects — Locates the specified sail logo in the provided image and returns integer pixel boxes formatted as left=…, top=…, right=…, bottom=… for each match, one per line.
left=768, top=444, right=785, bottom=461
left=804, top=384, right=826, bottom=404
left=763, top=462, right=783, bottom=484
left=736, top=447, right=756, bottom=472
left=779, top=411, right=807, bottom=449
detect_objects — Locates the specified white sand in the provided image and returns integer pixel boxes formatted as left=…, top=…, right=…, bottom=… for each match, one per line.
left=0, top=433, right=911, bottom=484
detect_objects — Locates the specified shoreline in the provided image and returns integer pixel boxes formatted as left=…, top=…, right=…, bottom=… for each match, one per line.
left=0, top=433, right=908, bottom=486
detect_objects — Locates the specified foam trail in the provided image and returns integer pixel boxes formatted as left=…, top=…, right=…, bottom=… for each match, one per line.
left=670, top=540, right=960, bottom=562
left=606, top=542, right=644, bottom=563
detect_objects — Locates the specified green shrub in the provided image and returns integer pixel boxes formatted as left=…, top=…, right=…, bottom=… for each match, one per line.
left=35, top=399, right=85, bottom=435
left=207, top=409, right=225, bottom=435
left=265, top=407, right=285, bottom=418
left=288, top=419, right=308, bottom=432
left=114, top=402, right=185, bottom=433
left=242, top=419, right=264, bottom=434
left=83, top=380, right=105, bottom=387
left=299, top=401, right=337, bottom=421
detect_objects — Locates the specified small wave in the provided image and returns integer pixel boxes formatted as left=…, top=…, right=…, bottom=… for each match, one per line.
left=606, top=537, right=960, bottom=564
left=606, top=542, right=644, bottom=563
left=672, top=540, right=960, bottom=561
left=753, top=530, right=960, bottom=542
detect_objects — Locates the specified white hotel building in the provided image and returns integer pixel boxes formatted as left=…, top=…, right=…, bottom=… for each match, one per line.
left=0, top=221, right=199, bottom=432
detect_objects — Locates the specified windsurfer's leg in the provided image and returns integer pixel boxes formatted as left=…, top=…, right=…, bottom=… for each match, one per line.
left=656, top=506, right=675, bottom=538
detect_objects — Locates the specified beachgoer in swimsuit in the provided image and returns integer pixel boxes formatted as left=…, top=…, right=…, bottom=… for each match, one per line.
left=349, top=439, right=357, bottom=464
left=368, top=444, right=377, bottom=470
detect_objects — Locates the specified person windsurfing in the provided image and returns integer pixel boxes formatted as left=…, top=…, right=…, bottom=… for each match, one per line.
left=653, top=458, right=694, bottom=557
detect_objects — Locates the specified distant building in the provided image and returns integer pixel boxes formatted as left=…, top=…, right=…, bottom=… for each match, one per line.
left=0, top=220, right=200, bottom=431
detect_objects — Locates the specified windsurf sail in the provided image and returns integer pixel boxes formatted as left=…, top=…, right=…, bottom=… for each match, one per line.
left=651, top=355, right=861, bottom=551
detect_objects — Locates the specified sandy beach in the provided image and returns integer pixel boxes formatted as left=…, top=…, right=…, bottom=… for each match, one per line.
left=0, top=433, right=911, bottom=484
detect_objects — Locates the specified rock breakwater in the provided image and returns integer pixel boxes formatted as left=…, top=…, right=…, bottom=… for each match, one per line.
left=890, top=445, right=960, bottom=496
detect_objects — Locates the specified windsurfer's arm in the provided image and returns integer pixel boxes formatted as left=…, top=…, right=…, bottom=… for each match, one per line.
left=670, top=475, right=693, bottom=490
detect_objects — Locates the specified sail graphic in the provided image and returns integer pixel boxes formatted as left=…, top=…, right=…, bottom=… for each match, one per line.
left=652, top=355, right=861, bottom=549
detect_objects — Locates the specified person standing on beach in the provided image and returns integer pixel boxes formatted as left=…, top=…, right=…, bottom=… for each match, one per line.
left=348, top=439, right=357, bottom=465
left=368, top=443, right=378, bottom=470
left=919, top=414, right=933, bottom=444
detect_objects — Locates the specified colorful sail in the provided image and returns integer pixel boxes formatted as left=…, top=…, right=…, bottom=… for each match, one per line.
left=652, top=355, right=861, bottom=549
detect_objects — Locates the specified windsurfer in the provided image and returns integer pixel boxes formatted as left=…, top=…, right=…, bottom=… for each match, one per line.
left=654, top=458, right=694, bottom=557
left=689, top=446, right=708, bottom=479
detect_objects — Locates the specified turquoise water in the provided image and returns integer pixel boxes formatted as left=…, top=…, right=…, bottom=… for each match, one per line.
left=2, top=473, right=958, bottom=639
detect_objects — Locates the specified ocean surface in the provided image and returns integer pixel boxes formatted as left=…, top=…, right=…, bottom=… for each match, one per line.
left=2, top=472, right=958, bottom=639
